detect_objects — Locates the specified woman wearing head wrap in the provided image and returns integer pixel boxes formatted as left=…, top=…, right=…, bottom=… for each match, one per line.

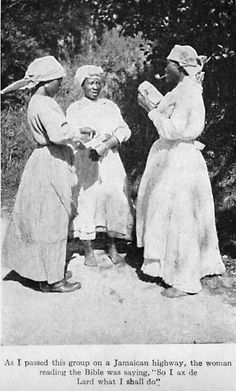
left=67, top=65, right=133, bottom=266
left=136, top=45, right=225, bottom=297
left=1, top=56, right=83, bottom=293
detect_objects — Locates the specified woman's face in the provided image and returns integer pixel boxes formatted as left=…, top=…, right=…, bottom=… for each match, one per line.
left=45, top=78, right=62, bottom=97
left=165, top=60, right=182, bottom=84
left=82, top=77, right=102, bottom=100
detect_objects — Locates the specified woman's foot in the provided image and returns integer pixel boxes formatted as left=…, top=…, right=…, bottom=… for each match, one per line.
left=84, top=253, right=98, bottom=267
left=161, top=287, right=189, bottom=298
left=39, top=279, right=81, bottom=293
left=83, top=240, right=98, bottom=267
left=108, top=239, right=124, bottom=264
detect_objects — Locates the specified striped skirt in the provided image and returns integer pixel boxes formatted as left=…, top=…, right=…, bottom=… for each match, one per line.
left=2, top=144, right=77, bottom=284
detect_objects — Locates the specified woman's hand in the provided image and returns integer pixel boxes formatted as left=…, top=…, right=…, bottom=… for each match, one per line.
left=94, top=142, right=109, bottom=157
left=137, top=92, right=157, bottom=113
left=89, top=142, right=109, bottom=161
left=89, top=149, right=100, bottom=161
left=88, top=135, right=119, bottom=161
left=80, top=127, right=96, bottom=144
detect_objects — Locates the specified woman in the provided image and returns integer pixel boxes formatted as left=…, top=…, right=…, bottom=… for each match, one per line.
left=67, top=65, right=133, bottom=267
left=136, top=45, right=225, bottom=298
left=1, top=56, right=84, bottom=293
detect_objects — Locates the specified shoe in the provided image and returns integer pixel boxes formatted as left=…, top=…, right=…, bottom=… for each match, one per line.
left=40, top=279, right=81, bottom=293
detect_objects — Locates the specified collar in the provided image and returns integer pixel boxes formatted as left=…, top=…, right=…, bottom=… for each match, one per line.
left=80, top=97, right=108, bottom=106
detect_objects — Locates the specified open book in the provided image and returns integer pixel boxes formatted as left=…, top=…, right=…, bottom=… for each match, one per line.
left=138, top=81, right=163, bottom=106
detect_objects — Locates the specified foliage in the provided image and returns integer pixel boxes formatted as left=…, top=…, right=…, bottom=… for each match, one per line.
left=1, top=104, right=33, bottom=189
left=1, top=0, right=99, bottom=89
left=1, top=28, right=152, bottom=185
left=93, top=0, right=236, bottom=255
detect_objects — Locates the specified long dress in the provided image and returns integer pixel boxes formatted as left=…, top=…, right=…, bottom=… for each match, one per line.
left=66, top=97, right=133, bottom=241
left=2, top=95, right=77, bottom=284
left=136, top=77, right=225, bottom=293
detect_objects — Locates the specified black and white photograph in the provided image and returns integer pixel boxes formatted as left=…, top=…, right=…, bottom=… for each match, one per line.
left=1, top=0, right=236, bottom=390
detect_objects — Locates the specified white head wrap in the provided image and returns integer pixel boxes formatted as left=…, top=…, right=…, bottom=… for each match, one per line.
left=1, top=56, right=66, bottom=94
left=167, top=45, right=207, bottom=80
left=74, top=65, right=104, bottom=86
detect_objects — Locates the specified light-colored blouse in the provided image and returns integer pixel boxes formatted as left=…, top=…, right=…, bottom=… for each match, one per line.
left=148, top=77, right=205, bottom=141
left=27, top=95, right=73, bottom=146
left=67, top=97, right=131, bottom=144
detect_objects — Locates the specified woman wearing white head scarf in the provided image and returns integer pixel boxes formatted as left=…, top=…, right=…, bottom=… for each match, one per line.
left=1, top=56, right=83, bottom=293
left=67, top=65, right=133, bottom=266
left=136, top=45, right=225, bottom=297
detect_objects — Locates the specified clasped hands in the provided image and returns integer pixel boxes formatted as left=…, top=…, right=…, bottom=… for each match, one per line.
left=89, top=142, right=109, bottom=161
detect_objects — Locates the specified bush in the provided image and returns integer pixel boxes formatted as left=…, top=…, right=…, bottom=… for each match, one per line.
left=1, top=28, right=153, bottom=190
left=1, top=103, right=33, bottom=186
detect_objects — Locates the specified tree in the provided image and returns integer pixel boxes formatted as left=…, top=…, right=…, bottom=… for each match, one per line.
left=1, top=0, right=100, bottom=88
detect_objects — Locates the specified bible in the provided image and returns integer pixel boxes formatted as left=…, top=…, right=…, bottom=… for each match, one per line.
left=138, top=81, right=163, bottom=107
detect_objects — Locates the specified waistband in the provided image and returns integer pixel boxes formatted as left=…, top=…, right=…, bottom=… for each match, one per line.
left=160, top=138, right=205, bottom=150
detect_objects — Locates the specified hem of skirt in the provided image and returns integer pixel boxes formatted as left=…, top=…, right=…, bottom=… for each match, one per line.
left=3, top=266, right=64, bottom=285
left=142, top=260, right=200, bottom=294
left=200, top=266, right=226, bottom=279
left=142, top=261, right=226, bottom=294
left=144, top=271, right=201, bottom=294
left=71, top=226, right=131, bottom=240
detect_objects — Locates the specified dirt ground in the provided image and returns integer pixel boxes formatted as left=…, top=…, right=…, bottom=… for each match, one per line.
left=1, top=212, right=236, bottom=346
